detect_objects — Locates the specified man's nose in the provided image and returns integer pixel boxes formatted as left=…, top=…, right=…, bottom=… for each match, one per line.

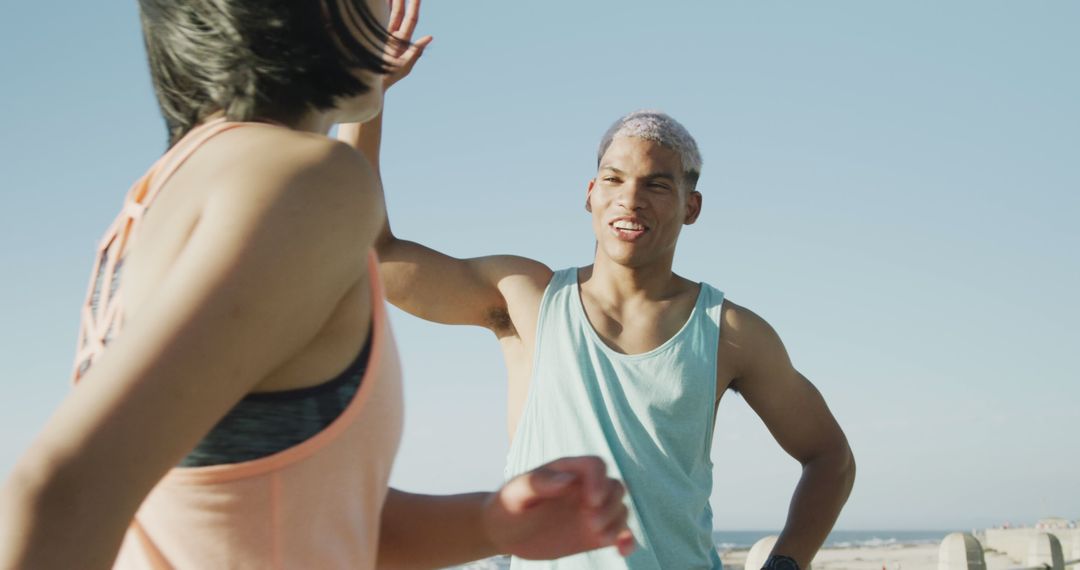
left=616, top=181, right=647, bottom=210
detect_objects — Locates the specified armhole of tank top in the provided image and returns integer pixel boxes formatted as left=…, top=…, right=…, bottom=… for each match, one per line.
left=130, top=518, right=172, bottom=570
left=527, top=268, right=571, bottom=383
left=703, top=284, right=725, bottom=457
left=507, top=268, right=568, bottom=461
left=159, top=251, right=385, bottom=485
left=71, top=119, right=240, bottom=384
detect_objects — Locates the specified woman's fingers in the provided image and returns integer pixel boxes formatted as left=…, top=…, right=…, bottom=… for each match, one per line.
left=387, top=0, right=406, bottom=34
left=537, top=456, right=609, bottom=508
left=614, top=528, right=636, bottom=557
left=589, top=479, right=632, bottom=551
left=389, top=35, right=431, bottom=81
left=400, top=0, right=422, bottom=39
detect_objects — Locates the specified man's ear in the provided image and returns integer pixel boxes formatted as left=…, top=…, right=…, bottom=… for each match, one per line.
left=685, top=190, right=702, bottom=225
left=585, top=179, right=596, bottom=213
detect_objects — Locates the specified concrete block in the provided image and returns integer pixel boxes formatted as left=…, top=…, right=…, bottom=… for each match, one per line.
left=744, top=536, right=812, bottom=570
left=938, top=532, right=987, bottom=570
left=1026, top=532, right=1065, bottom=570
left=745, top=536, right=780, bottom=570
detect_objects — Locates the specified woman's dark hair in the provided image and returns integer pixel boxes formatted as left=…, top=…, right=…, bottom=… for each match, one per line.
left=139, top=0, right=394, bottom=146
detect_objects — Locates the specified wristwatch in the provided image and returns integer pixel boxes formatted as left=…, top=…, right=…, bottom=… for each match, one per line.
left=762, top=555, right=800, bottom=570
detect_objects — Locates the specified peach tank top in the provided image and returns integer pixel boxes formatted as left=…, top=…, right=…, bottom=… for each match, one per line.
left=73, top=119, right=403, bottom=569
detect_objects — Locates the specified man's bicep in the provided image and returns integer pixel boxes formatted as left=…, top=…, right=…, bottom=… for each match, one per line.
left=732, top=310, right=848, bottom=464
left=379, top=241, right=548, bottom=330
left=743, top=371, right=847, bottom=464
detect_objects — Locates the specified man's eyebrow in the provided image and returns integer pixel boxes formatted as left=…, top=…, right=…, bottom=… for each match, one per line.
left=599, top=166, right=676, bottom=181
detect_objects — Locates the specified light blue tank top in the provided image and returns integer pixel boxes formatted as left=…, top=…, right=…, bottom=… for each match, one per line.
left=506, top=268, right=724, bottom=569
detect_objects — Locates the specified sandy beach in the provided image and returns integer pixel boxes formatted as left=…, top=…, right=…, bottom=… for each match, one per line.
left=451, top=525, right=1079, bottom=570
left=721, top=543, right=1020, bottom=570
left=451, top=543, right=1019, bottom=569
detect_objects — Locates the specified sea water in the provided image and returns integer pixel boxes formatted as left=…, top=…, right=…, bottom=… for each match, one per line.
left=712, top=529, right=951, bottom=551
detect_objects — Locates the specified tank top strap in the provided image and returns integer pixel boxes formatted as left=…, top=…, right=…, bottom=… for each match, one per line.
left=539, top=268, right=579, bottom=334
left=72, top=118, right=270, bottom=382
left=134, top=118, right=249, bottom=214
left=700, top=282, right=725, bottom=330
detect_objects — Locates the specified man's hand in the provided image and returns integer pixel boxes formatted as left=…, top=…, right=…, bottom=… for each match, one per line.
left=383, top=0, right=433, bottom=91
left=484, top=456, right=636, bottom=560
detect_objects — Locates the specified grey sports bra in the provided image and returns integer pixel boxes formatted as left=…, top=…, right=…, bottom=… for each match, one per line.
left=179, top=329, right=371, bottom=467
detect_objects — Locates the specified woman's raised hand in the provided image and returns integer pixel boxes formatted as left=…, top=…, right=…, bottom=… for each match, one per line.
left=383, top=0, right=433, bottom=91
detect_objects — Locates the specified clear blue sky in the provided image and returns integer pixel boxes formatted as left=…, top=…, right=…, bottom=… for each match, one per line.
left=1, top=1, right=1077, bottom=531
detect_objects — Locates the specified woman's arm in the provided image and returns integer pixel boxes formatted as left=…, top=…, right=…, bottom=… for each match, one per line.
left=0, top=136, right=382, bottom=569
left=341, top=116, right=552, bottom=331
left=338, top=1, right=552, bottom=332
left=378, top=457, right=635, bottom=569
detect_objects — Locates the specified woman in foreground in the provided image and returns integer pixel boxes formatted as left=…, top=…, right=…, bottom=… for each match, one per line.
left=0, top=0, right=633, bottom=567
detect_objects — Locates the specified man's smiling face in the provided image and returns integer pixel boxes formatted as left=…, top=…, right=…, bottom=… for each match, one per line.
left=587, top=136, right=701, bottom=269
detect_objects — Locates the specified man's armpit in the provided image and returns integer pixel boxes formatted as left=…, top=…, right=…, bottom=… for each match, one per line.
left=486, top=306, right=517, bottom=336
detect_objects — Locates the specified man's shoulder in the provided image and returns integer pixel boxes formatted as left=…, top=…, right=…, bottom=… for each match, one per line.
left=717, top=299, right=780, bottom=350
left=716, top=298, right=794, bottom=388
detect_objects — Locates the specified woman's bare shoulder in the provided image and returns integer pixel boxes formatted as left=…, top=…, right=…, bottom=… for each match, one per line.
left=182, top=125, right=383, bottom=249
left=201, top=125, right=379, bottom=204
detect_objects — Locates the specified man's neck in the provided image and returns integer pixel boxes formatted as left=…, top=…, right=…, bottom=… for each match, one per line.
left=582, top=254, right=682, bottom=304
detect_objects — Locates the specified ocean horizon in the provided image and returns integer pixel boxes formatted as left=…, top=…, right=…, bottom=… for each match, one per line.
left=711, top=529, right=953, bottom=550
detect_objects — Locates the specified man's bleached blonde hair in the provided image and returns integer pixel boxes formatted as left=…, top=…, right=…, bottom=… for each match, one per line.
left=597, top=110, right=703, bottom=191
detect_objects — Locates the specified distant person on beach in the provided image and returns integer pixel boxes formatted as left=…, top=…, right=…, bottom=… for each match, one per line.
left=0, top=0, right=634, bottom=568
left=342, top=5, right=856, bottom=569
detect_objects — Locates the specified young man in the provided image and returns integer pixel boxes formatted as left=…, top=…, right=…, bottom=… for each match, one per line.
left=340, top=33, right=855, bottom=570
left=341, top=104, right=855, bottom=565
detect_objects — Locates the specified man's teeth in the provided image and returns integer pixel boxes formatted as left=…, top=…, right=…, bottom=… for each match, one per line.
left=613, top=221, right=645, bottom=231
